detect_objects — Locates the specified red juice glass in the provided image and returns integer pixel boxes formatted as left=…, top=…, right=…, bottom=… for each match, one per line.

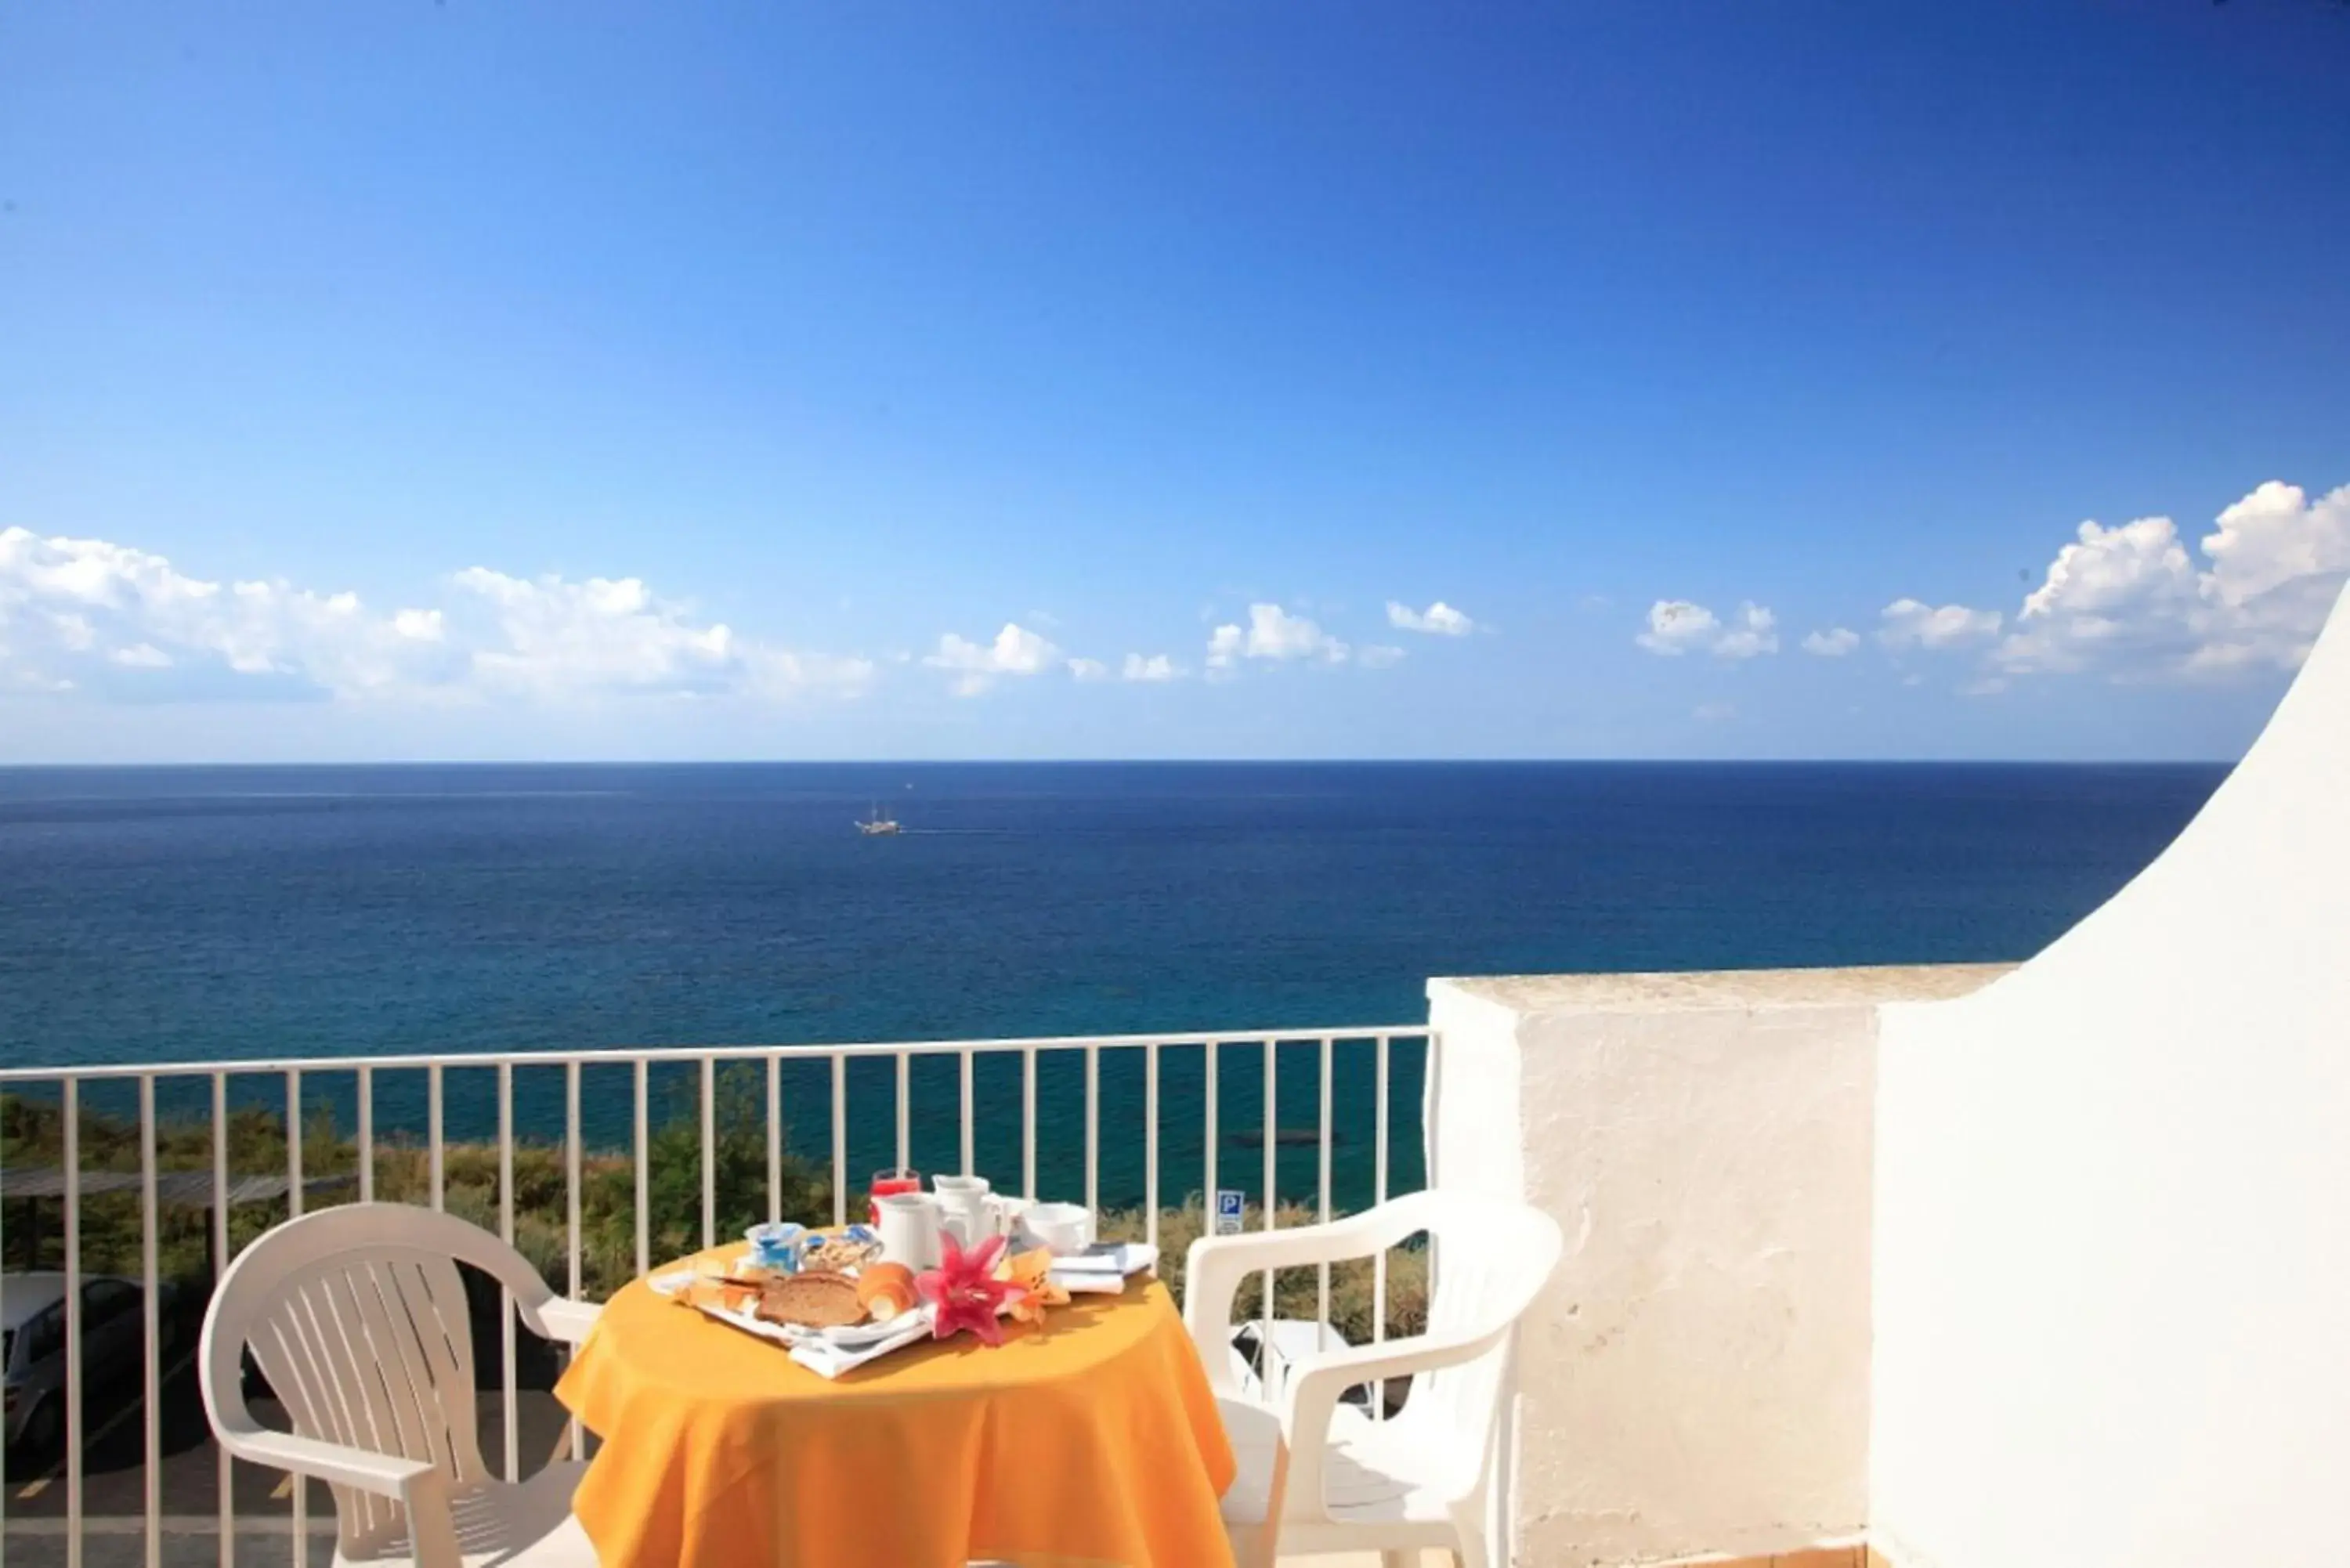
left=869, top=1167, right=921, bottom=1227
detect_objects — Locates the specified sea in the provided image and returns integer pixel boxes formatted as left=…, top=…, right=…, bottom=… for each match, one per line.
left=0, top=761, right=2225, bottom=1211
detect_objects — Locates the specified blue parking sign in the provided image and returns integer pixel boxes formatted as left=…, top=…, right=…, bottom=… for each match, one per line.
left=1213, top=1188, right=1246, bottom=1236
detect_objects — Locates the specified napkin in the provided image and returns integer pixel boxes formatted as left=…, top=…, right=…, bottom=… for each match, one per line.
left=786, top=1315, right=935, bottom=1378
left=1049, top=1241, right=1159, bottom=1292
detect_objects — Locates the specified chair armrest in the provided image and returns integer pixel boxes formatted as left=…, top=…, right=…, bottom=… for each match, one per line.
left=211, top=1421, right=434, bottom=1498
left=1277, top=1324, right=1513, bottom=1525
left=1184, top=1206, right=1427, bottom=1390
left=523, top=1295, right=601, bottom=1345
left=213, top=1423, right=466, bottom=1568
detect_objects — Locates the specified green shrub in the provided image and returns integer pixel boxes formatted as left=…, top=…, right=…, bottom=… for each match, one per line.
left=2, top=1086, right=1423, bottom=1344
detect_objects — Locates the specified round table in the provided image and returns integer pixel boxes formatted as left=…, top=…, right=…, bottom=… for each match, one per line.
left=556, top=1248, right=1238, bottom=1568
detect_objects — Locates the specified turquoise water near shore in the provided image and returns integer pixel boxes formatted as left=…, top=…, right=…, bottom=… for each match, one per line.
left=0, top=761, right=2225, bottom=1209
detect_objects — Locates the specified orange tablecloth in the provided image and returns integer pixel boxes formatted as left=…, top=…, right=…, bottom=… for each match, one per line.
left=556, top=1248, right=1237, bottom=1568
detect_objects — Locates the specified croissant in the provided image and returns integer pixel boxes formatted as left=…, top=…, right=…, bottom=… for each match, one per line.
left=857, top=1261, right=919, bottom=1320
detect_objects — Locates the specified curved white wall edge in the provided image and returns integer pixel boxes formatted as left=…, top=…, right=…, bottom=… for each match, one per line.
left=1870, top=580, right=2350, bottom=1568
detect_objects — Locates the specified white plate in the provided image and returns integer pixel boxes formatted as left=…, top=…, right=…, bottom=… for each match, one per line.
left=679, top=1290, right=931, bottom=1348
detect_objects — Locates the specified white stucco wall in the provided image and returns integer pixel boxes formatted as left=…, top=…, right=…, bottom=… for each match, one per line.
left=1429, top=965, right=2005, bottom=1566
left=1870, top=587, right=2350, bottom=1568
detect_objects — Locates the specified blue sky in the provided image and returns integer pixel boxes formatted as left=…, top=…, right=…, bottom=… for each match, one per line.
left=3, top=1, right=2347, bottom=762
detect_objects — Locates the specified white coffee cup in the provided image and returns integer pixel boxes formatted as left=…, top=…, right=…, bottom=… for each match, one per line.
left=874, top=1191, right=943, bottom=1271
left=1018, top=1201, right=1094, bottom=1257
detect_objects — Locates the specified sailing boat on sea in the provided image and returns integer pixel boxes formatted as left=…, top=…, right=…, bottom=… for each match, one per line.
left=855, top=802, right=902, bottom=836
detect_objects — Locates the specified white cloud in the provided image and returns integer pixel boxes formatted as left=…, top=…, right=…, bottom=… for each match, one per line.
left=1802, top=627, right=1860, bottom=657
left=392, top=608, right=444, bottom=642
left=1990, top=518, right=2195, bottom=676
left=2205, top=480, right=2350, bottom=602
left=1204, top=623, right=1245, bottom=676
left=1204, top=604, right=1349, bottom=672
left=1122, top=652, right=1184, bottom=682
left=924, top=621, right=1062, bottom=696
left=0, top=527, right=873, bottom=705
left=1878, top=598, right=2004, bottom=651
left=1067, top=657, right=1111, bottom=682
left=1636, top=599, right=1777, bottom=659
left=1635, top=600, right=1719, bottom=656
left=451, top=569, right=739, bottom=698
left=1358, top=645, right=1406, bottom=669
left=0, top=527, right=461, bottom=699
left=1713, top=602, right=1778, bottom=659
left=1386, top=600, right=1477, bottom=637
left=1996, top=481, right=2350, bottom=679
left=1694, top=701, right=1737, bottom=722
left=736, top=646, right=878, bottom=702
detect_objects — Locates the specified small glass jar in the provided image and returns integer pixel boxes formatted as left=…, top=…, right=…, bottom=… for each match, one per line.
left=744, top=1221, right=807, bottom=1274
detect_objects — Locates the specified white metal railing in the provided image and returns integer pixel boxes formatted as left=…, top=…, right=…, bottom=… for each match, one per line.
left=0, top=1026, right=1432, bottom=1568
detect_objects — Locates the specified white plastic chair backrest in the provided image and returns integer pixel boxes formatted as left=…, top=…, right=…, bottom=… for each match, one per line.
left=1401, top=1194, right=1564, bottom=1494
left=200, top=1205, right=555, bottom=1557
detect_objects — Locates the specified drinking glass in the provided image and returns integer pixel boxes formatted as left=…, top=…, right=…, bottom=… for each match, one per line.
left=869, top=1166, right=921, bottom=1227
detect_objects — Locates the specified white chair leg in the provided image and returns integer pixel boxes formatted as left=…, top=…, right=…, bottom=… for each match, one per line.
left=1227, top=1521, right=1278, bottom=1568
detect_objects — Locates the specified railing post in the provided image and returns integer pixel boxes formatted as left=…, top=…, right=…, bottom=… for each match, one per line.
left=700, top=1057, right=716, bottom=1252
left=766, top=1054, right=783, bottom=1225
left=830, top=1054, right=847, bottom=1228
left=566, top=1058, right=584, bottom=1461
left=1021, top=1047, right=1037, bottom=1202
left=64, top=1078, right=82, bottom=1568
left=139, top=1076, right=161, bottom=1568
left=428, top=1063, right=445, bottom=1212
left=1084, top=1044, right=1100, bottom=1216
left=633, top=1059, right=649, bottom=1275
left=499, top=1060, right=519, bottom=1483
left=212, top=1074, right=232, bottom=1568
left=286, top=1070, right=306, bottom=1568
left=1144, top=1042, right=1161, bottom=1257
left=1374, top=1031, right=1392, bottom=1416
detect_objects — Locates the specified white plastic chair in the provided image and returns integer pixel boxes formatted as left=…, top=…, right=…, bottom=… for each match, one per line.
left=199, top=1203, right=602, bottom=1568
left=1185, top=1190, right=1563, bottom=1568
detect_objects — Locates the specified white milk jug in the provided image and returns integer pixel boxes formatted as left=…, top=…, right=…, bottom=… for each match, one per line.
left=931, top=1175, right=994, bottom=1248
left=874, top=1190, right=943, bottom=1271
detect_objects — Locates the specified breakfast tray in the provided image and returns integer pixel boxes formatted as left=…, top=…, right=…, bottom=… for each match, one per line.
left=647, top=1264, right=937, bottom=1378
left=648, top=1241, right=1161, bottom=1378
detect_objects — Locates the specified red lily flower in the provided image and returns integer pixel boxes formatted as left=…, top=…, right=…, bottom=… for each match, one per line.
left=916, top=1232, right=1027, bottom=1346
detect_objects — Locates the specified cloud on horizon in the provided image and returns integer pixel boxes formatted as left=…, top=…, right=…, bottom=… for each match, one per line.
left=924, top=621, right=1061, bottom=696
left=0, top=529, right=876, bottom=706
left=1122, top=652, right=1185, bottom=682
left=1386, top=599, right=1477, bottom=636
left=1206, top=603, right=1350, bottom=674
left=1636, top=599, right=1778, bottom=659
left=1878, top=598, right=2004, bottom=652
left=10, top=476, right=2342, bottom=743
left=1993, top=481, right=2350, bottom=680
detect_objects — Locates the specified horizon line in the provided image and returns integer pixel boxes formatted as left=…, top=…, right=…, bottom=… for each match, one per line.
left=0, top=755, right=2242, bottom=770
